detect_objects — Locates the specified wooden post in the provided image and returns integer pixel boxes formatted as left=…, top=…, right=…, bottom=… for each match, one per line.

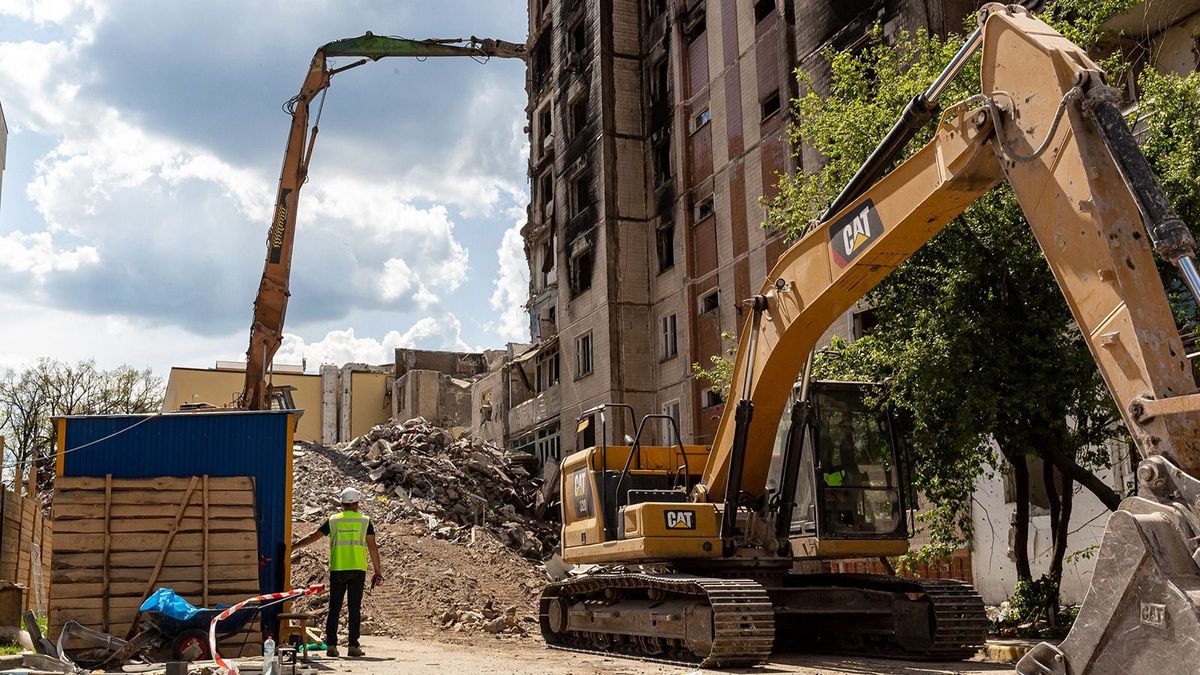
left=127, top=475, right=200, bottom=640
left=102, top=474, right=112, bottom=633
left=202, top=474, right=210, bottom=608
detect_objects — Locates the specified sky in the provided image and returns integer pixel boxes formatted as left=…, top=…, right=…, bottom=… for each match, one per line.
left=0, top=0, right=532, bottom=375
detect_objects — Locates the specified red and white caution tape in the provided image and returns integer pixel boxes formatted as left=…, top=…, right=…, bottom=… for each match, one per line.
left=210, top=583, right=325, bottom=674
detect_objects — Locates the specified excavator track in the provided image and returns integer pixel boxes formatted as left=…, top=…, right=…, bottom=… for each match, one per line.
left=539, top=573, right=774, bottom=667
left=772, top=574, right=988, bottom=661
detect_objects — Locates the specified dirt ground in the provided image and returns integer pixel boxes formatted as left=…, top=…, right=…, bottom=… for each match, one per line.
left=303, top=635, right=1013, bottom=674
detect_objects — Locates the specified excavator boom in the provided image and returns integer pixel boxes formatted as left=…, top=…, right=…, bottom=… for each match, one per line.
left=238, top=33, right=525, bottom=410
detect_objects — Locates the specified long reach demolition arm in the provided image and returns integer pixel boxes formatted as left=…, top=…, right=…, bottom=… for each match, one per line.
left=239, top=33, right=526, bottom=411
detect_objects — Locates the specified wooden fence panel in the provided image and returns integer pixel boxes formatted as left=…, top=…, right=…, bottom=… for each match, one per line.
left=0, top=485, right=53, bottom=615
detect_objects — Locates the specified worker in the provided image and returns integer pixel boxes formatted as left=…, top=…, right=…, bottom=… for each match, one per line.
left=293, top=486, right=384, bottom=657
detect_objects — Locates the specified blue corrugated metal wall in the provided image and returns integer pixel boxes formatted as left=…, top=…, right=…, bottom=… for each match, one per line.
left=58, top=411, right=292, bottom=630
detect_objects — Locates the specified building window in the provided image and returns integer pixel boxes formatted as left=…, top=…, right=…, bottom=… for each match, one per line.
left=683, top=0, right=706, bottom=42
left=699, top=289, right=718, bottom=314
left=647, top=0, right=667, bottom=20
left=575, top=332, right=594, bottom=378
left=569, top=174, right=589, bottom=218
left=653, top=138, right=672, bottom=186
left=569, top=236, right=594, bottom=296
left=662, top=399, right=681, bottom=445
left=692, top=107, right=711, bottom=132
left=536, top=347, right=560, bottom=393
left=540, top=235, right=557, bottom=289
left=852, top=308, right=878, bottom=340
left=535, top=421, right=562, bottom=467
left=754, top=0, right=775, bottom=23
left=569, top=19, right=586, bottom=56
left=693, top=195, right=715, bottom=222
left=660, top=313, right=678, bottom=360
left=656, top=222, right=675, bottom=272
left=761, top=89, right=781, bottom=121
left=537, top=105, right=553, bottom=157
left=649, top=58, right=669, bottom=104
left=703, top=388, right=724, bottom=408
left=570, top=96, right=588, bottom=139
left=539, top=170, right=555, bottom=223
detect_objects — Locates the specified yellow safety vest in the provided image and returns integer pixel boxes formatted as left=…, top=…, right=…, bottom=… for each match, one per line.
left=328, top=510, right=369, bottom=572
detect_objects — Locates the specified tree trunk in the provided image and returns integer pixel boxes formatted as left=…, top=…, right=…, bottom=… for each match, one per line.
left=1006, top=448, right=1034, bottom=582
left=1042, top=441, right=1121, bottom=511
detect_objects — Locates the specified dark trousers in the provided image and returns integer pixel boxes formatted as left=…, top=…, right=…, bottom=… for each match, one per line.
left=326, top=570, right=365, bottom=647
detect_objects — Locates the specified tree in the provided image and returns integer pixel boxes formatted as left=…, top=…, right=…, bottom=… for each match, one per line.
left=0, top=359, right=165, bottom=495
left=756, top=0, right=1200, bottom=625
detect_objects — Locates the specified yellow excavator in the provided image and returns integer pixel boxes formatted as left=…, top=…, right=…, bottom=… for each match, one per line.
left=540, top=5, right=1200, bottom=673
left=236, top=33, right=525, bottom=411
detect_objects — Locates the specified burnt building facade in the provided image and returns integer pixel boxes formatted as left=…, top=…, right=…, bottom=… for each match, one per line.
left=517, top=0, right=1002, bottom=459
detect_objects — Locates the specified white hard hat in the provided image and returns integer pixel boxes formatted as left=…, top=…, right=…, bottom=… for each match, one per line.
left=340, top=486, right=361, bottom=504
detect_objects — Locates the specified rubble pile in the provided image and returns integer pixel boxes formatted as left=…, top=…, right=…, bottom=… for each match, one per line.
left=293, top=417, right=559, bottom=560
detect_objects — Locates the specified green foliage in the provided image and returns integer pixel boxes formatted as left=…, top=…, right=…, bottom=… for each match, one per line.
left=765, top=0, right=1200, bottom=559
left=691, top=332, right=737, bottom=396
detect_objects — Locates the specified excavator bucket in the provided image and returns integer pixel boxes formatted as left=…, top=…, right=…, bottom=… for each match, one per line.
left=1018, top=457, right=1200, bottom=675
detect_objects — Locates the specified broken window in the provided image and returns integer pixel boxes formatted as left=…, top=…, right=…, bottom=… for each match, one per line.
left=754, top=0, right=775, bottom=23
left=653, top=137, right=672, bottom=186
left=647, top=0, right=667, bottom=20
left=540, top=235, right=557, bottom=288
left=570, top=96, right=588, bottom=139
left=693, top=195, right=715, bottom=222
left=660, top=313, right=678, bottom=360
left=569, top=19, right=586, bottom=57
left=683, top=0, right=706, bottom=42
left=535, top=421, right=562, bottom=466
left=703, top=388, right=724, bottom=408
left=532, top=34, right=552, bottom=94
left=539, top=170, right=555, bottom=224
left=761, top=89, right=781, bottom=121
left=537, top=105, right=553, bottom=157
left=692, top=107, right=711, bottom=132
left=699, top=289, right=718, bottom=314
left=536, top=347, right=560, bottom=393
left=570, top=249, right=594, bottom=296
left=575, top=332, right=594, bottom=378
left=649, top=58, right=669, bottom=104
left=569, top=174, right=589, bottom=219
left=656, top=221, right=675, bottom=272
left=852, top=308, right=878, bottom=340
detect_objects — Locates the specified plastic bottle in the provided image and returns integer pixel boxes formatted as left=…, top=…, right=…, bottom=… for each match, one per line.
left=263, top=635, right=277, bottom=675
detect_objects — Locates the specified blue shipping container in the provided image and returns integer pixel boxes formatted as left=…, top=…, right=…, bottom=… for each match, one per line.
left=56, top=410, right=296, bottom=631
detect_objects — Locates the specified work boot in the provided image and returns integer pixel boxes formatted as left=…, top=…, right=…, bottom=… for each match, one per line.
left=326, top=645, right=339, bottom=657
left=348, top=645, right=365, bottom=657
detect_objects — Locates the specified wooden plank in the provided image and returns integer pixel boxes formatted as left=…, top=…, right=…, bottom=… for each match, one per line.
left=56, top=476, right=254, bottom=492
left=54, top=489, right=255, bottom=507
left=54, top=564, right=259, bottom=585
left=52, top=580, right=262, bottom=600
left=54, top=532, right=257, bottom=553
left=102, top=473, right=111, bottom=633
left=203, top=475, right=210, bottom=607
left=53, top=503, right=251, bottom=520
left=134, top=475, right=200, bottom=637
left=53, top=549, right=257, bottom=569
left=52, top=517, right=257, bottom=534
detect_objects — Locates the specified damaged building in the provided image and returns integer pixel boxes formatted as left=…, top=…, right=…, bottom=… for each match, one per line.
left=507, top=0, right=1000, bottom=460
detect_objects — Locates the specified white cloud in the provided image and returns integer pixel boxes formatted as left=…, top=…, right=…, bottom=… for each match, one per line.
left=0, top=0, right=99, bottom=27
left=276, top=315, right=475, bottom=366
left=0, top=230, right=98, bottom=277
left=488, top=217, right=529, bottom=341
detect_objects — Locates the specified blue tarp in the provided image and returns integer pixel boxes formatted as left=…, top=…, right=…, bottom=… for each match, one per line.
left=139, top=587, right=201, bottom=622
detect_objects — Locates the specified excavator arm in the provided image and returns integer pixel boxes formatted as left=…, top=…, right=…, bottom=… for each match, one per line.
left=238, top=33, right=525, bottom=410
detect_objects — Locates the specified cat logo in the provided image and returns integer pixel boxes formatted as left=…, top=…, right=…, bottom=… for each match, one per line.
left=830, top=199, right=884, bottom=267
left=664, top=509, right=696, bottom=530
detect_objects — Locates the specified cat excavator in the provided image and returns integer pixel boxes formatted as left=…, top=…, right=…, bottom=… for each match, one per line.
left=540, top=5, right=1200, bottom=673
left=236, top=32, right=525, bottom=411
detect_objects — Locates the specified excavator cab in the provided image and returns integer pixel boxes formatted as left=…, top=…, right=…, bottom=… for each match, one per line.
left=786, top=381, right=910, bottom=554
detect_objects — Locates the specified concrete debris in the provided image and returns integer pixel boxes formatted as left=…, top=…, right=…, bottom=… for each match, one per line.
left=293, top=417, right=558, bottom=560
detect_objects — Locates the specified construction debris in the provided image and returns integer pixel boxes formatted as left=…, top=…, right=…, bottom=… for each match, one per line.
left=289, top=417, right=558, bottom=641
left=293, top=417, right=558, bottom=560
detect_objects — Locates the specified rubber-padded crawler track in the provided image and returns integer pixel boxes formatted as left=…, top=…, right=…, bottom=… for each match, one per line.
left=913, top=578, right=989, bottom=660
left=539, top=573, right=774, bottom=667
